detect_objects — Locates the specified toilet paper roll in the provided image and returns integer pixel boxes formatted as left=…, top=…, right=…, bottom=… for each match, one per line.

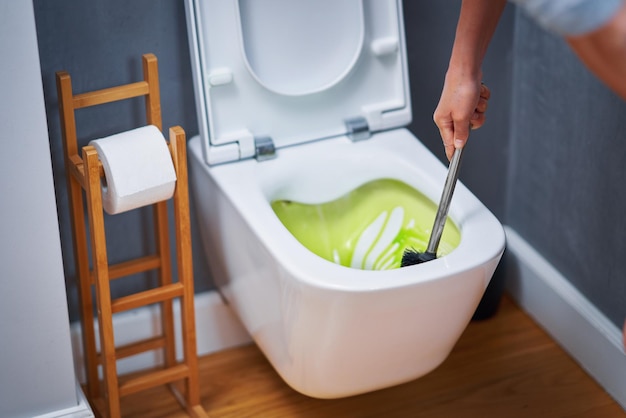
left=89, top=125, right=177, bottom=215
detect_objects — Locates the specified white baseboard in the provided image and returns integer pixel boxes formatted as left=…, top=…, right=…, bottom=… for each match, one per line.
left=504, top=226, right=626, bottom=410
left=70, top=290, right=252, bottom=383
left=32, top=383, right=94, bottom=418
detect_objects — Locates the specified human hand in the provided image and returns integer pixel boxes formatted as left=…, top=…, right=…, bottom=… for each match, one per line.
left=433, top=77, right=490, bottom=160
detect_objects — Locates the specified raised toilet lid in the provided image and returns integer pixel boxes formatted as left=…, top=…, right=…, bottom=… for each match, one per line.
left=185, top=0, right=412, bottom=165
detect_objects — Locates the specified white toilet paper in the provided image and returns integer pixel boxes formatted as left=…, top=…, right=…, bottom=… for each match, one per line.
left=89, top=125, right=177, bottom=215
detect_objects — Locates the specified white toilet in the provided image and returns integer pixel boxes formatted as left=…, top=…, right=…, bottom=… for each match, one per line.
left=184, top=0, right=506, bottom=398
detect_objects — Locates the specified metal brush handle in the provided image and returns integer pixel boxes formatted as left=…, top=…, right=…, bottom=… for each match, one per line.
left=426, top=147, right=464, bottom=255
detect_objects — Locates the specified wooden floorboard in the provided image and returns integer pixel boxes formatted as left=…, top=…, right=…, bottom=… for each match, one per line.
left=119, top=295, right=624, bottom=417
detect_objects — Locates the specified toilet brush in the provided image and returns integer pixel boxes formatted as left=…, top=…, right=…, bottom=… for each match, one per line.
left=401, top=146, right=464, bottom=266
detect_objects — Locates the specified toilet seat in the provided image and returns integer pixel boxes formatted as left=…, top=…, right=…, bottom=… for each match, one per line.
left=185, top=0, right=412, bottom=165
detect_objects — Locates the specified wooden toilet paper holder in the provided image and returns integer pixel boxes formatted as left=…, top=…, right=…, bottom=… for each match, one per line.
left=56, top=54, right=208, bottom=418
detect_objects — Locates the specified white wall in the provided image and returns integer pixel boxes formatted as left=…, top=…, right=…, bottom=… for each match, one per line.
left=0, top=1, right=79, bottom=416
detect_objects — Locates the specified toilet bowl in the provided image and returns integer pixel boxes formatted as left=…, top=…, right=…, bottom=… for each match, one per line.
left=184, top=0, right=506, bottom=398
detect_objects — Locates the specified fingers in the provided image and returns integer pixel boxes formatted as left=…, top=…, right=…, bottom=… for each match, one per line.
left=480, top=82, right=491, bottom=100
left=434, top=110, right=471, bottom=160
left=471, top=83, right=490, bottom=130
left=471, top=109, right=486, bottom=129
left=453, top=119, right=470, bottom=152
left=475, top=95, right=489, bottom=113
left=435, top=117, right=456, bottom=160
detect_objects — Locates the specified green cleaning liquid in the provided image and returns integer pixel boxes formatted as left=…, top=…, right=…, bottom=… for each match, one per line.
left=271, top=179, right=460, bottom=270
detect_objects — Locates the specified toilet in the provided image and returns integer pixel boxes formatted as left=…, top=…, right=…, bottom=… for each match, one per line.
left=184, top=0, right=506, bottom=399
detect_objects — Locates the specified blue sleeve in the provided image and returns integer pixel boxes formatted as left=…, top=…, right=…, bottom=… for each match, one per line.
left=510, top=0, right=623, bottom=36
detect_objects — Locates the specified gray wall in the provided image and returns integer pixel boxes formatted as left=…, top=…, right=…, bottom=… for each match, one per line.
left=34, top=0, right=514, bottom=322
left=507, top=10, right=626, bottom=328
left=0, top=1, right=79, bottom=416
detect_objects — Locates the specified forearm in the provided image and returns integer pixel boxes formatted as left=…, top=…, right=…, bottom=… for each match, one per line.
left=566, top=1, right=626, bottom=100
left=447, top=0, right=507, bottom=80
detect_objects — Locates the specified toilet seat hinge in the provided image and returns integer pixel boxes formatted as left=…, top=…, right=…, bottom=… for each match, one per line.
left=255, top=136, right=276, bottom=161
left=344, top=116, right=371, bottom=142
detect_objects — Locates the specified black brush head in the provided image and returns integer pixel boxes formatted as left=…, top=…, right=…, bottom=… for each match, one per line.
left=400, top=248, right=437, bottom=267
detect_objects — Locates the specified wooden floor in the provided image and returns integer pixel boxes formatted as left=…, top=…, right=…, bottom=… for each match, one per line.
left=119, top=295, right=624, bottom=417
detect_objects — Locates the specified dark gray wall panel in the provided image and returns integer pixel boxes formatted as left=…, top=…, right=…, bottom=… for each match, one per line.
left=507, top=11, right=626, bottom=327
